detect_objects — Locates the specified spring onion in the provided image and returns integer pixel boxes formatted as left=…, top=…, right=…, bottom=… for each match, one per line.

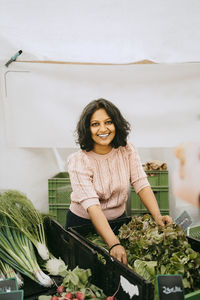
left=0, top=259, right=24, bottom=288
left=0, top=190, right=49, bottom=260
left=0, top=216, right=53, bottom=287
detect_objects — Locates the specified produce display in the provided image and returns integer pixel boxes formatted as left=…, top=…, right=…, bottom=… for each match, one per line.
left=0, top=190, right=114, bottom=299
left=1, top=190, right=199, bottom=300
left=86, top=215, right=200, bottom=298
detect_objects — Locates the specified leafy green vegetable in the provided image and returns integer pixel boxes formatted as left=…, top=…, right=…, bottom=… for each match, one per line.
left=118, top=215, right=200, bottom=296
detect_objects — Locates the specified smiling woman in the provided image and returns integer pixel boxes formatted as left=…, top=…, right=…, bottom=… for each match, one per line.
left=65, top=98, right=173, bottom=265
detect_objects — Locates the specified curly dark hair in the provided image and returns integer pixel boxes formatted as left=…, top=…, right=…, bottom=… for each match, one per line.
left=76, top=98, right=131, bottom=151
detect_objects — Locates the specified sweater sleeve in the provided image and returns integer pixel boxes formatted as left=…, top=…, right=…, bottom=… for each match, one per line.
left=67, top=151, right=100, bottom=211
left=127, top=143, right=150, bottom=193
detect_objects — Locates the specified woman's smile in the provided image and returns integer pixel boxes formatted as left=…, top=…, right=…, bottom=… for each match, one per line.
left=98, top=133, right=110, bottom=138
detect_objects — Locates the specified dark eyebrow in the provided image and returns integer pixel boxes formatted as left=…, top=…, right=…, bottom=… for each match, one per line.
left=91, top=117, right=112, bottom=123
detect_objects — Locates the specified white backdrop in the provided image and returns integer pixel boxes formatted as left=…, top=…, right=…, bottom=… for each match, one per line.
left=2, top=62, right=200, bottom=148
left=0, top=0, right=200, bottom=63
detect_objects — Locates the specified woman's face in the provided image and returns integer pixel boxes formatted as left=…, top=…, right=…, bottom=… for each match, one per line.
left=90, top=108, right=116, bottom=154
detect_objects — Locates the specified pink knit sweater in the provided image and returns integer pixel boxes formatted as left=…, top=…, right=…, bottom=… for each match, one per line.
left=67, top=142, right=150, bottom=220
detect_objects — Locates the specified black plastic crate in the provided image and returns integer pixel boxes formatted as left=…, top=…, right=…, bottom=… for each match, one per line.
left=68, top=216, right=200, bottom=300
left=68, top=217, right=154, bottom=300
left=68, top=229, right=154, bottom=300
left=24, top=219, right=72, bottom=300
left=23, top=219, right=125, bottom=299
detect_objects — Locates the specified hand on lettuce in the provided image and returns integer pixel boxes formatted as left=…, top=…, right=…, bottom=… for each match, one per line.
left=154, top=214, right=173, bottom=226
left=110, top=244, right=128, bottom=265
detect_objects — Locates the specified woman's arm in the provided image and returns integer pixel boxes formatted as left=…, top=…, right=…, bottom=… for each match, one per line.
left=138, top=186, right=173, bottom=225
left=87, top=205, right=127, bottom=265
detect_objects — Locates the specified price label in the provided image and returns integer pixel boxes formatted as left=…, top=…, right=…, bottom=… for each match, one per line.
left=0, top=290, right=23, bottom=300
left=156, top=275, right=184, bottom=300
left=174, top=210, right=192, bottom=230
left=0, top=278, right=18, bottom=292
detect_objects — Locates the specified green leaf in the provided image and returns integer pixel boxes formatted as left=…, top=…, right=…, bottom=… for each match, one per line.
left=62, top=274, right=70, bottom=285
left=160, top=265, right=166, bottom=274
left=134, top=259, right=155, bottom=281
left=69, top=271, right=79, bottom=285
left=182, top=277, right=191, bottom=289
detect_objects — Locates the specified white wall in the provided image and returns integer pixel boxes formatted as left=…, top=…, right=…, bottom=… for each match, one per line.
left=0, top=0, right=199, bottom=225
left=1, top=62, right=200, bottom=148
left=1, top=0, right=200, bottom=63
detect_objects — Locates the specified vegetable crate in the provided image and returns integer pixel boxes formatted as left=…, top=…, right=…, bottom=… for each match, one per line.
left=24, top=218, right=150, bottom=300
left=127, top=169, right=169, bottom=216
left=68, top=217, right=200, bottom=300
left=187, top=226, right=200, bottom=241
left=130, top=187, right=169, bottom=215
left=145, top=170, right=168, bottom=187
left=48, top=172, right=72, bottom=227
left=24, top=218, right=72, bottom=299
left=68, top=216, right=154, bottom=300
left=48, top=170, right=169, bottom=225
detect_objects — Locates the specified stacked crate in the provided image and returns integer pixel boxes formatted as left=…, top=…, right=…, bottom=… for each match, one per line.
left=48, top=168, right=169, bottom=226
left=48, top=172, right=72, bottom=227
left=130, top=169, right=169, bottom=216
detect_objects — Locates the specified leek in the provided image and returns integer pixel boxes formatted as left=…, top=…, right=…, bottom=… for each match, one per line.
left=0, top=190, right=49, bottom=260
left=0, top=216, right=53, bottom=287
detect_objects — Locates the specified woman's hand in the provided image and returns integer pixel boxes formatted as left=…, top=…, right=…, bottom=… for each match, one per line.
left=154, top=214, right=173, bottom=226
left=88, top=205, right=128, bottom=265
left=109, top=244, right=128, bottom=265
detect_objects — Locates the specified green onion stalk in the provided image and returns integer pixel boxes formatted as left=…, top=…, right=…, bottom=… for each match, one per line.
left=0, top=190, right=49, bottom=260
left=0, top=259, right=24, bottom=288
left=0, top=216, right=53, bottom=287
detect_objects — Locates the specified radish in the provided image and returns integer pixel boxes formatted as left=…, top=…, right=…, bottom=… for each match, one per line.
left=76, top=292, right=85, bottom=300
left=50, top=296, right=59, bottom=300
left=64, top=292, right=73, bottom=299
left=57, top=285, right=65, bottom=294
left=106, top=297, right=114, bottom=300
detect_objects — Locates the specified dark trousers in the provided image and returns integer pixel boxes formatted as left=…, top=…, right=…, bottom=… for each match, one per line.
left=65, top=209, right=126, bottom=230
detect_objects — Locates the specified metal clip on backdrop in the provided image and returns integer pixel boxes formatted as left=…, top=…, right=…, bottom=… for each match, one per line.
left=5, top=50, right=23, bottom=67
